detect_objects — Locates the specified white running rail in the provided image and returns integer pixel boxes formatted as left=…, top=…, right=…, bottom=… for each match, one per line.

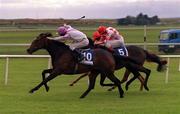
left=0, top=55, right=180, bottom=85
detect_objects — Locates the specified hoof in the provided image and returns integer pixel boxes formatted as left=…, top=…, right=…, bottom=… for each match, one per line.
left=80, top=96, right=85, bottom=99
left=107, top=88, right=113, bottom=91
left=69, top=84, right=74, bottom=86
left=125, top=85, right=129, bottom=91
left=120, top=95, right=124, bottom=98
left=144, top=86, right=149, bottom=91
left=45, top=86, right=50, bottom=92
left=29, top=89, right=35, bottom=94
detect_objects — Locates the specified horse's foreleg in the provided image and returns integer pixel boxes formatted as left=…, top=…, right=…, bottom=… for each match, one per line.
left=100, top=73, right=115, bottom=87
left=42, top=69, right=53, bottom=92
left=80, top=70, right=98, bottom=99
left=106, top=73, right=124, bottom=98
left=121, top=69, right=131, bottom=83
left=29, top=69, right=60, bottom=93
left=125, top=75, right=138, bottom=91
left=69, top=73, right=89, bottom=86
left=108, top=69, right=131, bottom=91
left=124, top=62, right=151, bottom=91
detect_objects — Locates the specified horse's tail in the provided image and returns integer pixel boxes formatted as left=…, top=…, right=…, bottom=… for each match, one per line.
left=144, top=50, right=167, bottom=72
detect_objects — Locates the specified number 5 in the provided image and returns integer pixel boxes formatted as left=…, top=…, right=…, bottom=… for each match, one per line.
left=118, top=49, right=125, bottom=55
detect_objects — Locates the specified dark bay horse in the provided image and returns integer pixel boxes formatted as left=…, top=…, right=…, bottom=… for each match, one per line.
left=69, top=38, right=167, bottom=91
left=27, top=32, right=125, bottom=98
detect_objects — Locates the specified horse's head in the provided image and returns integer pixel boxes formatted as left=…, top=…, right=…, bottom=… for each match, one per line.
left=27, top=32, right=52, bottom=54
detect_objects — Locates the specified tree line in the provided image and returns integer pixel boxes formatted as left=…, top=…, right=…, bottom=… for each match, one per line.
left=117, top=13, right=160, bottom=25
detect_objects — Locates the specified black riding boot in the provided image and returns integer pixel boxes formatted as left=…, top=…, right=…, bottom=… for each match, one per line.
left=72, top=49, right=84, bottom=62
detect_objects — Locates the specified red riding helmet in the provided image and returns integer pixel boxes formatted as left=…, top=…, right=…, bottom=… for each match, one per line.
left=93, top=31, right=101, bottom=41
left=97, top=26, right=107, bottom=34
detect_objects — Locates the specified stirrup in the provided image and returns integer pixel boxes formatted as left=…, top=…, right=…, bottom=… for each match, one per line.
left=78, top=55, right=84, bottom=62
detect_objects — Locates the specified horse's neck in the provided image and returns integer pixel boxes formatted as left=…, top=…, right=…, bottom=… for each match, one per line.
left=46, top=40, right=67, bottom=60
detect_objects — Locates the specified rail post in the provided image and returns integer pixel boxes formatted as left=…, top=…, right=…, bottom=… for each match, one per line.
left=5, top=57, right=9, bottom=85
left=165, top=58, right=170, bottom=84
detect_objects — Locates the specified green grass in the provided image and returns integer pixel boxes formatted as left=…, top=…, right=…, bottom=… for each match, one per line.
left=0, top=58, right=180, bottom=114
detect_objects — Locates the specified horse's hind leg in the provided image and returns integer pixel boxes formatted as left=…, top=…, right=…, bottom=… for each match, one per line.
left=69, top=73, right=89, bottom=86
left=134, top=66, right=151, bottom=91
left=80, top=70, right=98, bottom=98
left=42, top=69, right=53, bottom=92
left=138, top=76, right=145, bottom=91
left=144, top=69, right=151, bottom=90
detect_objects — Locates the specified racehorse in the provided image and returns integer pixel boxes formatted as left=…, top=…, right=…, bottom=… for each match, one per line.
left=27, top=32, right=126, bottom=98
left=27, top=32, right=153, bottom=98
left=69, top=38, right=167, bottom=91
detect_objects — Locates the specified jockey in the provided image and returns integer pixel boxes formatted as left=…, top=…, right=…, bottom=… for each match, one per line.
left=96, top=26, right=125, bottom=49
left=47, top=24, right=89, bottom=62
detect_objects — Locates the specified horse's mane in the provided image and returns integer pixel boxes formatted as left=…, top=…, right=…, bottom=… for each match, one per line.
left=42, top=32, right=70, bottom=50
left=87, top=37, right=94, bottom=47
left=50, top=40, right=70, bottom=50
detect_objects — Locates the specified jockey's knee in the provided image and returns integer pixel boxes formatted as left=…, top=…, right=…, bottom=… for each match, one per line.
left=84, top=39, right=89, bottom=46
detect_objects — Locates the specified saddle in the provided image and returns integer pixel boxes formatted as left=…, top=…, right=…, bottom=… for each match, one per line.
left=72, top=48, right=94, bottom=65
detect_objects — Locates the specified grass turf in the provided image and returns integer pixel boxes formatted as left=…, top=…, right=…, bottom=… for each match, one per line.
left=0, top=27, right=180, bottom=113
left=0, top=58, right=179, bottom=114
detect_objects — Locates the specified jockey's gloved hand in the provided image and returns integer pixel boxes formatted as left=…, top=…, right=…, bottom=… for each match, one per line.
left=47, top=37, right=54, bottom=40
left=105, top=42, right=112, bottom=48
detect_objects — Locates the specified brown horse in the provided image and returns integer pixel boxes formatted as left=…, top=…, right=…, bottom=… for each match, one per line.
left=69, top=38, right=167, bottom=91
left=27, top=32, right=125, bottom=98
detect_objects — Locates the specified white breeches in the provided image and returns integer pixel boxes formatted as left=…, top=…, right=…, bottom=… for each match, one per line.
left=106, top=40, right=124, bottom=48
left=69, top=38, right=89, bottom=50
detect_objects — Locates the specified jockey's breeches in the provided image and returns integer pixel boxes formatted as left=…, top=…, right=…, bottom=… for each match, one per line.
left=69, top=38, right=89, bottom=50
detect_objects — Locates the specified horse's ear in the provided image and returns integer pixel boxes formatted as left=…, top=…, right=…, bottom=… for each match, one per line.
left=45, top=32, right=53, bottom=37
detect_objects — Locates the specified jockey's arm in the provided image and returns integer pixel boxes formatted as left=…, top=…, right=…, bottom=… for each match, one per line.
left=94, top=40, right=105, bottom=45
left=47, top=34, right=70, bottom=41
left=106, top=29, right=114, bottom=38
left=47, top=36, right=64, bottom=41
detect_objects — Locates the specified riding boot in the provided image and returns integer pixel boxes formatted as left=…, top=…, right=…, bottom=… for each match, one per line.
left=72, top=49, right=84, bottom=62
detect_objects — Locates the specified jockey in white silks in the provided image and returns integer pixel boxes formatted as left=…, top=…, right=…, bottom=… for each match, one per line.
left=47, top=24, right=89, bottom=62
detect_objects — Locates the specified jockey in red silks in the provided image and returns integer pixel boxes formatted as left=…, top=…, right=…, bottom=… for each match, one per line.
left=93, top=26, right=128, bottom=56
left=47, top=24, right=89, bottom=62
left=97, top=26, right=125, bottom=49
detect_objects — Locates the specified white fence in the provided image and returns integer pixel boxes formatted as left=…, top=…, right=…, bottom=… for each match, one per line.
left=0, top=55, right=51, bottom=85
left=0, top=55, right=180, bottom=85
